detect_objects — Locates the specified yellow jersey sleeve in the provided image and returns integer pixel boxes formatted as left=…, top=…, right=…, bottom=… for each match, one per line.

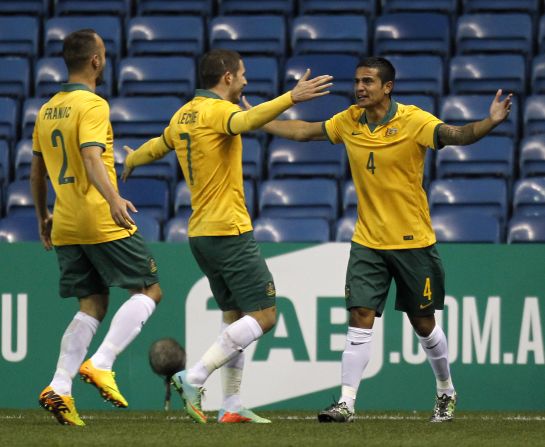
left=323, top=109, right=352, bottom=144
left=79, top=99, right=109, bottom=149
left=409, top=107, right=444, bottom=150
left=204, top=100, right=242, bottom=135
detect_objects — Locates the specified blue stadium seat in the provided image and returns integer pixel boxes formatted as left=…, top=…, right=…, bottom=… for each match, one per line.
left=284, top=54, right=358, bottom=98
left=531, top=54, right=545, bottom=94
left=210, top=16, right=286, bottom=56
left=279, top=94, right=350, bottom=121
left=424, top=150, right=434, bottom=191
left=507, top=215, right=545, bottom=243
left=342, top=181, right=357, bottom=217
left=298, top=0, right=376, bottom=16
left=429, top=178, right=508, bottom=226
left=449, top=55, right=526, bottom=96
left=21, top=97, right=47, bottom=139
left=219, top=0, right=294, bottom=15
left=54, top=0, right=130, bottom=16
left=436, top=137, right=514, bottom=179
left=259, top=179, right=338, bottom=222
left=0, top=0, right=49, bottom=16
left=519, top=136, right=545, bottom=177
left=388, top=55, right=444, bottom=98
left=44, top=17, right=122, bottom=59
left=463, top=0, right=539, bottom=14
left=164, top=216, right=189, bottom=242
left=374, top=13, right=450, bottom=59
left=291, top=15, right=368, bottom=56
left=242, top=138, right=264, bottom=180
left=14, top=139, right=33, bottom=180
left=118, top=178, right=170, bottom=223
left=35, top=57, right=112, bottom=98
left=523, top=95, right=545, bottom=137
left=132, top=213, right=161, bottom=242
left=335, top=216, right=356, bottom=242
left=136, top=0, right=213, bottom=16
left=383, top=0, right=457, bottom=14
left=0, top=97, right=18, bottom=144
left=538, top=16, right=545, bottom=54
left=393, top=94, right=436, bottom=115
left=441, top=95, right=518, bottom=141
left=253, top=217, right=330, bottom=242
left=109, top=96, right=183, bottom=138
left=431, top=210, right=501, bottom=243
left=512, top=177, right=545, bottom=217
left=0, top=141, right=9, bottom=188
left=268, top=138, right=346, bottom=179
left=173, top=181, right=191, bottom=218
left=118, top=57, right=195, bottom=99
left=127, top=16, right=205, bottom=57
left=0, top=16, right=38, bottom=58
left=456, top=14, right=533, bottom=57
left=6, top=179, right=55, bottom=216
left=244, top=179, right=255, bottom=219
left=242, top=57, right=279, bottom=98
left=0, top=58, right=30, bottom=99
left=0, top=215, right=40, bottom=242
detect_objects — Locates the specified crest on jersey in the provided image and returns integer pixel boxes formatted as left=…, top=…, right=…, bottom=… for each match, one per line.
left=385, top=127, right=398, bottom=137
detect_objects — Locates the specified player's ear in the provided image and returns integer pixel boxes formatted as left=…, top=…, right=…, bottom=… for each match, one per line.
left=224, top=71, right=233, bottom=85
left=384, top=80, right=393, bottom=95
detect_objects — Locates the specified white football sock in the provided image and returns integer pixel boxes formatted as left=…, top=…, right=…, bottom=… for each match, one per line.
left=220, top=322, right=245, bottom=412
left=187, top=315, right=262, bottom=387
left=50, top=311, right=99, bottom=396
left=339, top=327, right=373, bottom=411
left=418, top=325, right=455, bottom=396
left=91, top=294, right=156, bottom=370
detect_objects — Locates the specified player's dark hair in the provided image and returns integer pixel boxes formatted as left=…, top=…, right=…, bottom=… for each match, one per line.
left=199, top=49, right=242, bottom=89
left=62, top=29, right=100, bottom=73
left=356, top=57, right=396, bottom=85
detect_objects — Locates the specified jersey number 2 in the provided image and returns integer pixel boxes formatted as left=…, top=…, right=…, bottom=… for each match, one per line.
left=180, top=132, right=194, bottom=185
left=51, top=130, right=75, bottom=185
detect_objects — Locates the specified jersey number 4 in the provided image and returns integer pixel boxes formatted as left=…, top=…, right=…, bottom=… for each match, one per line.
left=366, top=152, right=376, bottom=175
left=51, top=130, right=75, bottom=185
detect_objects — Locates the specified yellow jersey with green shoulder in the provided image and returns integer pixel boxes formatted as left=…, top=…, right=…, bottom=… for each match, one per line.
left=162, top=89, right=252, bottom=237
left=32, top=83, right=135, bottom=245
left=323, top=100, right=443, bottom=250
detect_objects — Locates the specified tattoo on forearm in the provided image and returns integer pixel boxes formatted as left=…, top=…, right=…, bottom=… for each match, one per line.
left=438, top=123, right=477, bottom=146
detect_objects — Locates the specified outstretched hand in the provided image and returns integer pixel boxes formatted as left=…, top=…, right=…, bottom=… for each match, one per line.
left=489, top=89, right=513, bottom=125
left=290, top=69, right=333, bottom=104
left=121, top=145, right=134, bottom=182
left=39, top=214, right=53, bottom=251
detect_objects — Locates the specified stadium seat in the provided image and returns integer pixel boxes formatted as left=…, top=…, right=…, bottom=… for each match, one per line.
left=342, top=181, right=357, bottom=217
left=118, top=57, right=195, bottom=99
left=0, top=141, right=9, bottom=188
left=388, top=55, right=444, bottom=98
left=118, top=178, right=170, bottom=223
left=523, top=95, right=545, bottom=137
left=268, top=138, right=346, bottom=179
left=242, top=57, right=279, bottom=98
left=14, top=139, right=33, bottom=180
left=428, top=178, right=508, bottom=226
left=298, top=0, right=376, bottom=16
left=449, top=55, right=526, bottom=96
left=0, top=16, right=38, bottom=58
left=35, top=57, right=112, bottom=98
left=0, top=58, right=30, bottom=99
left=512, top=177, right=545, bottom=217
left=0, top=0, right=49, bottom=16
left=279, top=94, right=350, bottom=121
left=242, top=138, right=264, bottom=180
left=463, top=0, right=539, bottom=14
left=519, top=135, right=545, bottom=177
left=136, top=0, right=213, bottom=16
left=382, top=0, right=457, bottom=14
left=0, top=215, right=40, bottom=242
left=431, top=210, right=501, bottom=243
left=538, top=16, right=545, bottom=55
left=164, top=216, right=189, bottom=242
left=132, top=213, right=161, bottom=242
left=109, top=96, right=183, bottom=139
left=219, top=0, right=294, bottom=15
left=393, top=94, right=436, bottom=115
left=253, top=217, right=330, bottom=242
left=259, top=179, right=338, bottom=222
left=244, top=179, right=255, bottom=219
left=6, top=179, right=55, bottom=216
left=127, top=16, right=205, bottom=57
left=456, top=14, right=533, bottom=57
left=291, top=15, right=368, bottom=56
left=436, top=137, right=514, bottom=179
left=54, top=0, right=131, bottom=16
left=531, top=54, right=545, bottom=94
left=209, top=16, right=286, bottom=56
left=21, top=97, right=47, bottom=139
left=507, top=215, right=545, bottom=243
left=441, top=95, right=518, bottom=141
left=173, top=181, right=191, bottom=218
left=374, top=13, right=450, bottom=59
left=0, top=97, right=18, bottom=144
left=44, top=17, right=122, bottom=59
left=284, top=54, right=358, bottom=98
left=335, top=216, right=356, bottom=242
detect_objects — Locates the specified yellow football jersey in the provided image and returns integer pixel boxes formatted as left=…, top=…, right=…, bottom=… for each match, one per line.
left=163, top=89, right=252, bottom=237
left=32, top=83, right=135, bottom=245
left=324, top=100, right=443, bottom=249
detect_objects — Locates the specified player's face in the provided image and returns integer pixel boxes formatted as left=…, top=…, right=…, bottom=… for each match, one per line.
left=353, top=67, right=392, bottom=109
left=94, top=35, right=106, bottom=86
left=228, top=60, right=247, bottom=104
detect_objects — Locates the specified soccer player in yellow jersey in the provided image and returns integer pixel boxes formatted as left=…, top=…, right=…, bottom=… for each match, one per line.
left=254, top=57, right=513, bottom=423
left=31, top=30, right=163, bottom=426
left=122, top=49, right=332, bottom=423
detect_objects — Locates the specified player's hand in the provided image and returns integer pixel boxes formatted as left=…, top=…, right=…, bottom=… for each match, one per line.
left=489, top=89, right=513, bottom=125
left=290, top=69, right=333, bottom=104
left=38, top=214, right=53, bottom=251
left=121, top=145, right=134, bottom=182
left=109, top=195, right=137, bottom=230
left=241, top=96, right=252, bottom=111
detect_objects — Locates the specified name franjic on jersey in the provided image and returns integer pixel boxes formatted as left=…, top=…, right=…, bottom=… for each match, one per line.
left=43, top=106, right=72, bottom=120
left=178, top=111, right=199, bottom=125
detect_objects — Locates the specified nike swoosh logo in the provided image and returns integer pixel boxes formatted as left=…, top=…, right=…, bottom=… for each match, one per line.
left=424, top=341, right=441, bottom=350
left=351, top=131, right=363, bottom=135
left=420, top=302, right=433, bottom=310
left=350, top=341, right=366, bottom=345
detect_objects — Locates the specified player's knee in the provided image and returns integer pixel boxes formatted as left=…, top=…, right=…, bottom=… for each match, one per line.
left=260, top=306, right=277, bottom=334
left=143, top=283, right=162, bottom=304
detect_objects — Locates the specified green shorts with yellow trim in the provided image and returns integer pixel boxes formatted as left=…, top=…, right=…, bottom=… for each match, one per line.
left=189, top=231, right=276, bottom=313
left=345, top=242, right=445, bottom=317
left=55, top=231, right=159, bottom=298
